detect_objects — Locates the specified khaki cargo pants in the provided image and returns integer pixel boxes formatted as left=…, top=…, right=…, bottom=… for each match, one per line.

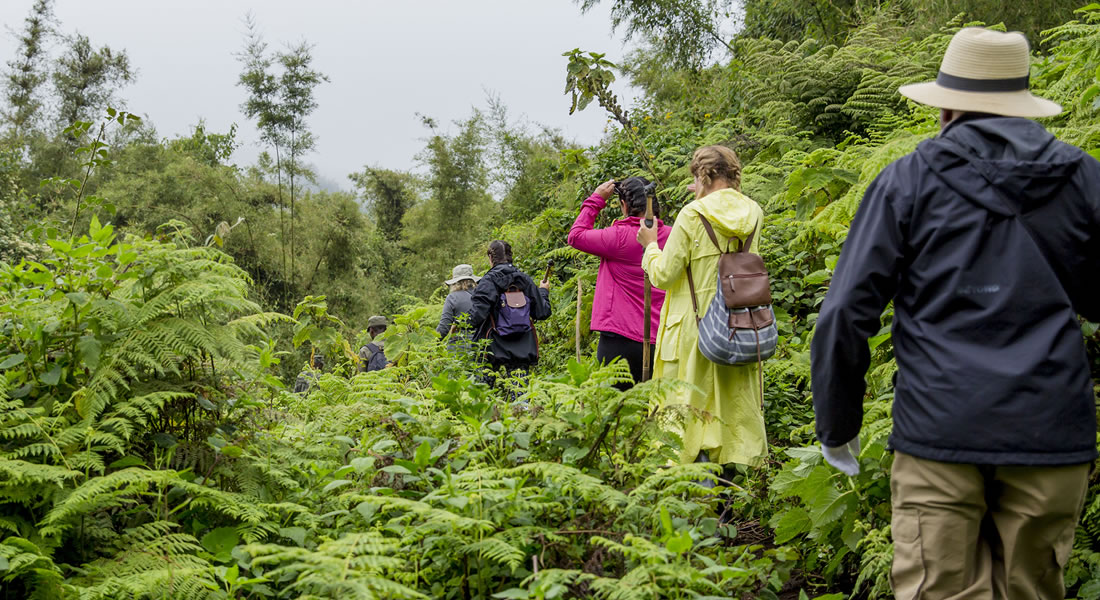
left=891, top=451, right=1090, bottom=600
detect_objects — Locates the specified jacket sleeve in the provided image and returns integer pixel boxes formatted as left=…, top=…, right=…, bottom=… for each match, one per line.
left=642, top=209, right=692, bottom=290
left=468, top=277, right=498, bottom=335
left=437, top=293, right=456, bottom=336
left=532, top=286, right=552, bottom=321
left=1078, top=160, right=1100, bottom=322
left=811, top=169, right=907, bottom=448
left=566, top=194, right=621, bottom=259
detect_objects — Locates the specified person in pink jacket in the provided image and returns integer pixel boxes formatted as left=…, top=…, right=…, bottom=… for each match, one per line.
left=567, top=177, right=671, bottom=387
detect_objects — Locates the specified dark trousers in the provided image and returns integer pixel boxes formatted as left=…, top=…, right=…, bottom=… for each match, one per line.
left=596, top=331, right=653, bottom=390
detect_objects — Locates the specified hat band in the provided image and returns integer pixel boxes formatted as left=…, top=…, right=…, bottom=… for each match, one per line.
left=936, top=71, right=1030, bottom=93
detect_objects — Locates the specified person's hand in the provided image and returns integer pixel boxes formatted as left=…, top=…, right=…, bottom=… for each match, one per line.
left=821, top=436, right=861, bottom=476
left=637, top=218, right=659, bottom=248
left=594, top=179, right=616, bottom=201
left=539, top=279, right=550, bottom=290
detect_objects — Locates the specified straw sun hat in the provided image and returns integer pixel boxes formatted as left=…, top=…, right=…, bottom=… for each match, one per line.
left=899, top=27, right=1061, bottom=118
left=444, top=264, right=480, bottom=286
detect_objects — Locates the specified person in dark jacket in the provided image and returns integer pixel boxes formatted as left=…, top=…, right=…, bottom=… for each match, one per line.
left=468, top=240, right=552, bottom=379
left=293, top=353, right=324, bottom=395
left=437, top=264, right=479, bottom=339
left=359, top=316, right=390, bottom=372
left=811, top=28, right=1100, bottom=600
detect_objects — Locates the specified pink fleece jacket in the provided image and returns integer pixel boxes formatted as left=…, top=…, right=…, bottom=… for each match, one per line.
left=567, top=193, right=671, bottom=344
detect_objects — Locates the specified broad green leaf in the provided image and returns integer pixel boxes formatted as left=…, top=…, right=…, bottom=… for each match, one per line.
left=0, top=354, right=26, bottom=370
left=108, top=456, right=146, bottom=469
left=201, top=527, right=238, bottom=562
left=664, top=530, right=692, bottom=554
left=430, top=439, right=452, bottom=459
left=772, top=507, right=812, bottom=543
left=224, top=563, right=239, bottom=585
left=76, top=336, right=101, bottom=371
left=355, top=501, right=379, bottom=522
left=414, top=440, right=432, bottom=469
left=804, top=270, right=831, bottom=285
left=322, top=479, right=353, bottom=493
left=279, top=526, right=307, bottom=546
left=381, top=465, right=411, bottom=475
left=153, top=433, right=178, bottom=448
left=220, top=445, right=243, bottom=458
left=39, top=364, right=62, bottom=386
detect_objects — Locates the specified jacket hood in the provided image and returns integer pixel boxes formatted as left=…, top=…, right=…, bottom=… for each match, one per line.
left=484, top=263, right=522, bottom=288
left=917, top=115, right=1081, bottom=216
left=694, top=188, right=761, bottom=239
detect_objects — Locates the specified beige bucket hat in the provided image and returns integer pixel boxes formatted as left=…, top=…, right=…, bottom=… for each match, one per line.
left=898, top=27, right=1061, bottom=118
left=444, top=264, right=480, bottom=286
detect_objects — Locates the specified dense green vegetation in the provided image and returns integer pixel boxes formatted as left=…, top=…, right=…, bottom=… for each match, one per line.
left=0, top=1, right=1098, bottom=598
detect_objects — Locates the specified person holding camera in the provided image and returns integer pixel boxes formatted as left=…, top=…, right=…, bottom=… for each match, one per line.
left=568, top=177, right=670, bottom=387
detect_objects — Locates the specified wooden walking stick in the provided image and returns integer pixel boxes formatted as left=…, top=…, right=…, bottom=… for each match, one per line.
left=641, top=193, right=655, bottom=382
left=575, top=278, right=583, bottom=361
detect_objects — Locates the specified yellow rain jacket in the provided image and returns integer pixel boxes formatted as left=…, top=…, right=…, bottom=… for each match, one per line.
left=642, top=187, right=768, bottom=466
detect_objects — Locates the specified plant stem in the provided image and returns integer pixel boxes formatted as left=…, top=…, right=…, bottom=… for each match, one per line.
left=69, top=122, right=106, bottom=239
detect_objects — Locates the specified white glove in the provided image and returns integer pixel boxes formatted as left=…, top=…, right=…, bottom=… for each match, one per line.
left=821, top=436, right=861, bottom=476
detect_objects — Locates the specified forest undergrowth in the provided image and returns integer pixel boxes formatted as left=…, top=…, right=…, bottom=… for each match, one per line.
left=0, top=2, right=1099, bottom=599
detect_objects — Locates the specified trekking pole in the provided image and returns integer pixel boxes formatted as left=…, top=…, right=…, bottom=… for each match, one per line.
left=575, top=278, right=583, bottom=361
left=641, top=194, right=655, bottom=382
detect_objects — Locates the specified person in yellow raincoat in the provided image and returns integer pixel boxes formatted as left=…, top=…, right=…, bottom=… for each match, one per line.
left=637, top=145, right=768, bottom=467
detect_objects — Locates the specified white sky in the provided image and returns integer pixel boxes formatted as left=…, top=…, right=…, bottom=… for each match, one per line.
left=0, top=0, right=637, bottom=190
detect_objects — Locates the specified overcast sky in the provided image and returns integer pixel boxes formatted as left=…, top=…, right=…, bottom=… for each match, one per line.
left=0, top=1, right=636, bottom=191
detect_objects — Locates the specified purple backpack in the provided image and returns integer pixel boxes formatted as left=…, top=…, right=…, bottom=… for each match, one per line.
left=493, top=285, right=532, bottom=336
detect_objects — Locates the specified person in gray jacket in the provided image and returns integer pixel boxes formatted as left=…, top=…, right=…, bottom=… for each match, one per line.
left=359, top=316, right=390, bottom=372
left=437, top=264, right=479, bottom=338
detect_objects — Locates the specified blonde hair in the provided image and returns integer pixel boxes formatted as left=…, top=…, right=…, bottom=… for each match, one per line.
left=449, top=279, right=475, bottom=292
left=690, top=145, right=741, bottom=192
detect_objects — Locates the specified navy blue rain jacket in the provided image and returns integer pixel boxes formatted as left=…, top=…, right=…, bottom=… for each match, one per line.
left=812, top=114, right=1100, bottom=465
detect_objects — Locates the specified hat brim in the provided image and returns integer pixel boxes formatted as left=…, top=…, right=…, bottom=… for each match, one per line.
left=899, top=81, right=1062, bottom=118
left=444, top=275, right=480, bottom=285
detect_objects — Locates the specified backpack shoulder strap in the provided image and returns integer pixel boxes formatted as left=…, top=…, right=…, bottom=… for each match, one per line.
left=698, top=215, right=725, bottom=252
left=739, top=219, right=759, bottom=254
left=700, top=213, right=759, bottom=253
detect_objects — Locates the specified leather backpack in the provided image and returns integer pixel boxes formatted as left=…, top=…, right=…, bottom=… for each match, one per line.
left=686, top=215, right=778, bottom=403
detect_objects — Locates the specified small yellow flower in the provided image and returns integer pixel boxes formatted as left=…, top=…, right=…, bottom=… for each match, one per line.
left=631, top=126, right=638, bottom=132
left=665, top=112, right=672, bottom=119
left=643, top=115, right=651, bottom=121
left=704, top=113, right=712, bottom=118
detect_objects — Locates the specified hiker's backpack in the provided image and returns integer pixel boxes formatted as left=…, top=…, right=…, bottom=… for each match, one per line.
left=686, top=215, right=778, bottom=367
left=493, top=285, right=532, bottom=337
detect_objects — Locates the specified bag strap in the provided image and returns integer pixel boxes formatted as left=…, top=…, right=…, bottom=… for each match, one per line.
left=940, top=138, right=1072, bottom=305
left=699, top=214, right=759, bottom=254
left=686, top=265, right=701, bottom=325
left=698, top=215, right=726, bottom=253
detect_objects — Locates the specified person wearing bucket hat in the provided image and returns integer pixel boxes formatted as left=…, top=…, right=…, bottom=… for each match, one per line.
left=437, top=264, right=480, bottom=338
left=811, top=27, right=1100, bottom=599
left=358, top=316, right=390, bottom=372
